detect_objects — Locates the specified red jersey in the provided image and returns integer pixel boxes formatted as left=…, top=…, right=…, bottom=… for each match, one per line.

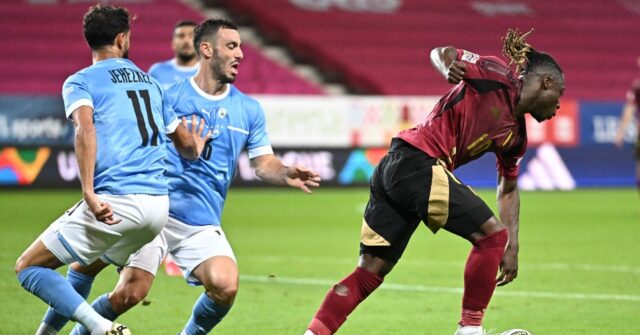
left=397, top=49, right=526, bottom=179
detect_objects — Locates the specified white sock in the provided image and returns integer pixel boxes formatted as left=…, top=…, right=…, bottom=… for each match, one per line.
left=304, top=330, right=316, bottom=335
left=71, top=301, right=112, bottom=335
left=457, top=325, right=484, bottom=335
left=35, top=322, right=58, bottom=335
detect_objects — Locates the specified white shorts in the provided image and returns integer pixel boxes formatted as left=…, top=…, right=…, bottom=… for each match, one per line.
left=40, top=194, right=169, bottom=267
left=127, top=216, right=235, bottom=285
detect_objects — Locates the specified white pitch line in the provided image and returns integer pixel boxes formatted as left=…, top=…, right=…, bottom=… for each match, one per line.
left=241, top=275, right=640, bottom=302
left=243, top=255, right=640, bottom=275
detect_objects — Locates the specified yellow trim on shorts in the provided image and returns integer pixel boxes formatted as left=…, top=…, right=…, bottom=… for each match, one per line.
left=360, top=218, right=391, bottom=246
left=426, top=165, right=450, bottom=234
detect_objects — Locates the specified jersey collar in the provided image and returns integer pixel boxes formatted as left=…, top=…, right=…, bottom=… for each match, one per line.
left=189, top=77, right=231, bottom=101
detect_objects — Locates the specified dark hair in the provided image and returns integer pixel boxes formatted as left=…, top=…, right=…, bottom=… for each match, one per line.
left=83, top=4, right=133, bottom=50
left=174, top=20, right=198, bottom=30
left=502, top=28, right=563, bottom=80
left=193, top=18, right=238, bottom=57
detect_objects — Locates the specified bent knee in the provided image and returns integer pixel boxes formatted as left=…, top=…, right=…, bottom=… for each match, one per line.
left=478, top=216, right=504, bottom=234
left=15, top=256, right=28, bottom=275
left=111, top=285, right=150, bottom=311
left=206, top=277, right=239, bottom=305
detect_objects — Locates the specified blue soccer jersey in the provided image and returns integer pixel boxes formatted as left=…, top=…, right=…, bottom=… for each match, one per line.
left=148, top=59, right=199, bottom=90
left=165, top=78, right=273, bottom=226
left=62, top=58, right=179, bottom=195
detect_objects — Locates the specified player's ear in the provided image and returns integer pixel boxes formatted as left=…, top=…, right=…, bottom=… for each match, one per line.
left=200, top=42, right=213, bottom=59
left=542, top=75, right=553, bottom=90
left=114, top=32, right=128, bottom=50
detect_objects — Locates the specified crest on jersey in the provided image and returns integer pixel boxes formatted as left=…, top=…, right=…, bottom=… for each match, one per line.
left=217, top=107, right=228, bottom=119
left=461, top=50, right=480, bottom=64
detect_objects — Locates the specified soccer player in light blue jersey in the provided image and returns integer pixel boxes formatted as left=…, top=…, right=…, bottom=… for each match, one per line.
left=148, top=20, right=199, bottom=90
left=52, top=18, right=321, bottom=335
left=17, top=5, right=208, bottom=335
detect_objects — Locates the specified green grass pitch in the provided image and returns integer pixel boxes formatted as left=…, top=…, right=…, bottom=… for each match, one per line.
left=1, top=188, right=638, bottom=334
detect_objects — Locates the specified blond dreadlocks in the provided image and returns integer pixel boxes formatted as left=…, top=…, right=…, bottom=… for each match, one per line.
left=502, top=28, right=535, bottom=73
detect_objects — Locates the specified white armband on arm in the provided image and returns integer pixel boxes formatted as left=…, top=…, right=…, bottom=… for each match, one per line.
left=248, top=145, right=274, bottom=159
left=165, top=117, right=180, bottom=134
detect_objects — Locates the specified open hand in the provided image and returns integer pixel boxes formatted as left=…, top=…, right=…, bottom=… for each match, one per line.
left=497, top=246, right=518, bottom=286
left=183, top=115, right=213, bottom=157
left=285, top=165, right=321, bottom=194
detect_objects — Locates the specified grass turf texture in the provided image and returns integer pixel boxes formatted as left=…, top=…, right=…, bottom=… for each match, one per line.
left=0, top=188, right=638, bottom=334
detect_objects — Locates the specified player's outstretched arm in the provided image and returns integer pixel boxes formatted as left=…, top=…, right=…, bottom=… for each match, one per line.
left=430, top=46, right=466, bottom=84
left=251, top=154, right=321, bottom=194
left=496, top=174, right=520, bottom=286
left=169, top=115, right=212, bottom=160
left=615, top=101, right=636, bottom=148
left=72, top=106, right=120, bottom=225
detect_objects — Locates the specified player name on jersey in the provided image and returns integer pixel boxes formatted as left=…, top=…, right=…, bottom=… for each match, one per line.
left=108, top=67, right=153, bottom=85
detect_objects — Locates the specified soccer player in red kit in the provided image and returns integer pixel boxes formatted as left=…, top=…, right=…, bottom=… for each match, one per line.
left=615, top=57, right=640, bottom=195
left=304, top=29, right=565, bottom=335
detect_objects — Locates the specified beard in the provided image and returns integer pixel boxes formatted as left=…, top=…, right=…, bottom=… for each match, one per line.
left=177, top=51, right=196, bottom=63
left=212, top=61, right=236, bottom=84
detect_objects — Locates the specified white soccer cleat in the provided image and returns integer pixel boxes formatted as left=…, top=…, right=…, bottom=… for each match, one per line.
left=106, top=323, right=131, bottom=335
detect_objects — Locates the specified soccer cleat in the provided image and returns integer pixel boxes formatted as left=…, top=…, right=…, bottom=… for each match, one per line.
left=500, top=330, right=532, bottom=335
left=107, top=323, right=131, bottom=335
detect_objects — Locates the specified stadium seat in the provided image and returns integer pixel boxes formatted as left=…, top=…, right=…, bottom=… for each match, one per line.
left=0, top=0, right=322, bottom=95
left=214, top=0, right=640, bottom=99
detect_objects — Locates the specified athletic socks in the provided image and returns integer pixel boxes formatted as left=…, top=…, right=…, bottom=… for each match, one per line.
left=71, top=302, right=112, bottom=335
left=460, top=229, right=509, bottom=326
left=180, top=293, right=231, bottom=335
left=17, top=266, right=110, bottom=335
left=307, top=267, right=383, bottom=335
left=70, top=293, right=120, bottom=335
left=40, top=268, right=95, bottom=333
left=35, top=322, right=58, bottom=335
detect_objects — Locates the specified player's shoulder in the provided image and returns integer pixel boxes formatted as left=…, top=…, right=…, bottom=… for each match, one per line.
left=64, top=62, right=97, bottom=81
left=459, top=49, right=511, bottom=72
left=164, top=77, right=191, bottom=102
left=148, top=59, right=173, bottom=73
left=230, top=85, right=261, bottom=109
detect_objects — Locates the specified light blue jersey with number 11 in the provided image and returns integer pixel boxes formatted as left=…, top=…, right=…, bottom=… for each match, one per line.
left=62, top=58, right=179, bottom=195
left=164, top=77, right=273, bottom=227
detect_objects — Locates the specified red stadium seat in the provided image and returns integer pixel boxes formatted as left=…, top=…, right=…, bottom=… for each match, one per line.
left=0, top=0, right=322, bottom=95
left=216, top=0, right=640, bottom=99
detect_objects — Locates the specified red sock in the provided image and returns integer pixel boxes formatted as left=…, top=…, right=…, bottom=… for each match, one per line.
left=460, top=229, right=508, bottom=326
left=307, top=267, right=383, bottom=335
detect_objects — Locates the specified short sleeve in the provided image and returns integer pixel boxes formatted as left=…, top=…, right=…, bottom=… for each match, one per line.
left=456, top=49, right=514, bottom=87
left=62, top=73, right=93, bottom=119
left=496, top=140, right=526, bottom=179
left=246, top=101, right=273, bottom=159
left=161, top=83, right=179, bottom=134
